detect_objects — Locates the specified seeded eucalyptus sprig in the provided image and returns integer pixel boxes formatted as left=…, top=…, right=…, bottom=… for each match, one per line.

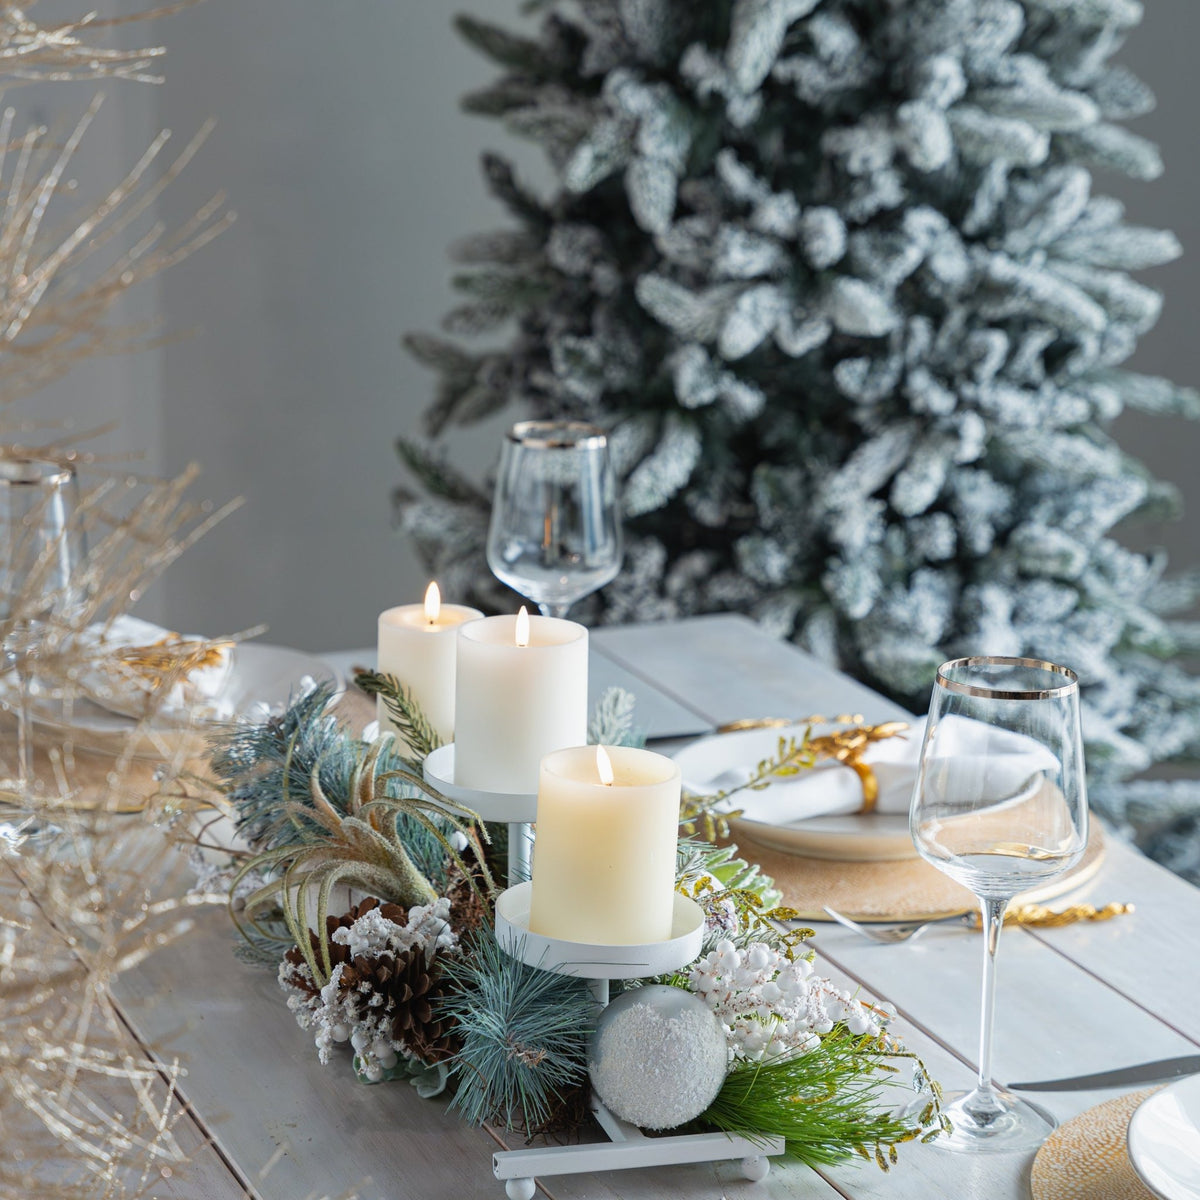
left=355, top=669, right=442, bottom=762
left=679, top=730, right=816, bottom=842
left=675, top=837, right=781, bottom=912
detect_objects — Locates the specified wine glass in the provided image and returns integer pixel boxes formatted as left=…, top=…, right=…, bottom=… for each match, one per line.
left=0, top=459, right=77, bottom=839
left=487, top=421, right=622, bottom=618
left=910, top=656, right=1088, bottom=1153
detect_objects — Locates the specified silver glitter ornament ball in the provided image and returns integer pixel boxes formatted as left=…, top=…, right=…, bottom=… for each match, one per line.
left=588, top=984, right=729, bottom=1130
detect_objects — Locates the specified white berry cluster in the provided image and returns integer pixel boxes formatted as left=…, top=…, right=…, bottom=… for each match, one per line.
left=331, top=899, right=456, bottom=962
left=688, top=939, right=894, bottom=1062
left=279, top=897, right=457, bottom=1081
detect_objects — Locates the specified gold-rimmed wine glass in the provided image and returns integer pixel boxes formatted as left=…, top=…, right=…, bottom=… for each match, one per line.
left=0, top=459, right=77, bottom=843
left=486, top=421, right=622, bottom=619
left=910, top=656, right=1088, bottom=1153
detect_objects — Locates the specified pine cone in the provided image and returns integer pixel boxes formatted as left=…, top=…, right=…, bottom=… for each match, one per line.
left=387, top=948, right=459, bottom=1064
left=282, top=896, right=408, bottom=998
left=446, top=867, right=491, bottom=938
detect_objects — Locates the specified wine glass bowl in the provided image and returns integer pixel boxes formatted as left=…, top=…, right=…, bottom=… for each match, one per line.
left=0, top=458, right=78, bottom=823
left=911, top=656, right=1088, bottom=1153
left=487, top=421, right=622, bottom=619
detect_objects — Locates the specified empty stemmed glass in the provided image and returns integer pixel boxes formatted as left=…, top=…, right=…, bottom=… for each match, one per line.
left=910, top=656, right=1088, bottom=1153
left=487, top=421, right=622, bottom=619
left=0, top=459, right=77, bottom=840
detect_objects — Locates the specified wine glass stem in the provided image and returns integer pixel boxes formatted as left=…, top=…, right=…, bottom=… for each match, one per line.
left=11, top=639, right=33, bottom=795
left=537, top=602, right=572, bottom=619
left=976, top=895, right=1008, bottom=1095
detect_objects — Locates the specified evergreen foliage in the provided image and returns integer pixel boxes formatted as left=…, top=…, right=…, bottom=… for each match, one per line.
left=586, top=684, right=643, bottom=746
left=401, top=1, right=1200, bottom=840
left=355, top=669, right=444, bottom=761
left=442, top=926, right=595, bottom=1129
left=701, top=1034, right=946, bottom=1167
left=212, top=683, right=451, bottom=887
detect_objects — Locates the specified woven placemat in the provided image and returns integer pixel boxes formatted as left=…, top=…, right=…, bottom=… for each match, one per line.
left=730, top=821, right=1106, bottom=922
left=1030, top=1089, right=1158, bottom=1200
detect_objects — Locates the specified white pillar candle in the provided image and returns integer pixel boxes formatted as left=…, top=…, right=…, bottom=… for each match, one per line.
left=529, top=744, right=681, bottom=945
left=454, top=609, right=588, bottom=794
left=377, top=583, right=483, bottom=747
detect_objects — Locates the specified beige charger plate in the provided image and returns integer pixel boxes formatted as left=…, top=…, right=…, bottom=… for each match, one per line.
left=1030, top=1089, right=1158, bottom=1200
left=730, top=821, right=1105, bottom=923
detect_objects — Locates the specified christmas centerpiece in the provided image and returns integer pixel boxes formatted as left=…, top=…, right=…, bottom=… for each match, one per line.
left=193, top=675, right=947, bottom=1189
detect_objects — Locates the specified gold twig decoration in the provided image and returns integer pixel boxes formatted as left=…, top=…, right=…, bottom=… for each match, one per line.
left=0, top=2, right=195, bottom=86
left=988, top=901, right=1135, bottom=929
left=0, top=6, right=241, bottom=1193
left=0, top=98, right=233, bottom=408
left=113, top=636, right=233, bottom=684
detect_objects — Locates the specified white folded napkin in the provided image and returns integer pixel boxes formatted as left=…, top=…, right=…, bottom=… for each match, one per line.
left=685, top=715, right=1059, bottom=825
left=74, top=615, right=234, bottom=720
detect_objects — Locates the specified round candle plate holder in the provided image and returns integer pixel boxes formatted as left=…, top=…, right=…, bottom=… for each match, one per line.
left=495, top=882, right=704, bottom=988
left=490, top=883, right=784, bottom=1198
left=422, top=744, right=536, bottom=885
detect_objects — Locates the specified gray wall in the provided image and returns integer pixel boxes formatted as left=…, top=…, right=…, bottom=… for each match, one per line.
left=18, top=1, right=1200, bottom=651
left=1108, top=2, right=1200, bottom=572
left=5, top=67, right=167, bottom=616
left=150, top=0, right=530, bottom=650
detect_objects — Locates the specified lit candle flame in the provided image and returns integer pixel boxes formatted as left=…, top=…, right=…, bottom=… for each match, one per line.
left=596, top=744, right=614, bottom=786
left=515, top=605, right=531, bottom=648
left=424, top=581, right=441, bottom=624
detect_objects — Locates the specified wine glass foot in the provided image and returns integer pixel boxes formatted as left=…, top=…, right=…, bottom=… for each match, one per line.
left=0, top=787, right=60, bottom=853
left=935, top=1086, right=1057, bottom=1154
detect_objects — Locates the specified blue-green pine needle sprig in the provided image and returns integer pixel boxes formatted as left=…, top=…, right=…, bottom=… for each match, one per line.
left=210, top=683, right=451, bottom=889
left=442, top=926, right=595, bottom=1131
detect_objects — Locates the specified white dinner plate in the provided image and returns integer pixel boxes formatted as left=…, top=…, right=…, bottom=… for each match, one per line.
left=17, top=643, right=341, bottom=757
left=1128, top=1075, right=1200, bottom=1200
left=673, top=726, right=918, bottom=862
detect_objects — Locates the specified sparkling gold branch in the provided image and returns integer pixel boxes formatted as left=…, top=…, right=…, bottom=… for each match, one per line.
left=0, top=2, right=198, bottom=86
left=986, top=902, right=1136, bottom=929
left=0, top=830, right=225, bottom=1194
left=0, top=99, right=233, bottom=407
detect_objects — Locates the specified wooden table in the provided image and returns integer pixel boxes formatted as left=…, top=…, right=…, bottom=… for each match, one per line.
left=112, top=614, right=1200, bottom=1199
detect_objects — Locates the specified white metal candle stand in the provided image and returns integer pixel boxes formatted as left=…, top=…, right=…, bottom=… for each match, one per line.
left=490, top=883, right=785, bottom=1199
left=422, top=744, right=536, bottom=884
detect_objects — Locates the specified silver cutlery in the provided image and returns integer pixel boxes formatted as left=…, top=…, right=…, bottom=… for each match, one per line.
left=820, top=902, right=1134, bottom=945
left=1009, top=1056, right=1200, bottom=1091
left=820, top=906, right=970, bottom=944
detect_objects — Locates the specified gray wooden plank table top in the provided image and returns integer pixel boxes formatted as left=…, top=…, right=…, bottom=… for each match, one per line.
left=113, top=613, right=1200, bottom=1199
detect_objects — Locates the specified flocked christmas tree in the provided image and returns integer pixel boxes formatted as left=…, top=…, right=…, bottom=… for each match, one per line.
left=398, top=0, right=1200, bottom=849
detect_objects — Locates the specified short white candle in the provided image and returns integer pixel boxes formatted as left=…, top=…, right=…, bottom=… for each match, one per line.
left=377, top=582, right=483, bottom=748
left=454, top=609, right=588, bottom=794
left=529, top=744, right=681, bottom=945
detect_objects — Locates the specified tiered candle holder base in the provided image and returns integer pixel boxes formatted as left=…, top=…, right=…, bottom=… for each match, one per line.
left=422, top=744, right=536, bottom=883
left=491, top=883, right=785, bottom=1198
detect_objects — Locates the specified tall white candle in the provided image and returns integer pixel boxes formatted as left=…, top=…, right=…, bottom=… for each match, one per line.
left=529, top=744, right=681, bottom=945
left=454, top=609, right=588, bottom=794
left=377, top=583, right=483, bottom=747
